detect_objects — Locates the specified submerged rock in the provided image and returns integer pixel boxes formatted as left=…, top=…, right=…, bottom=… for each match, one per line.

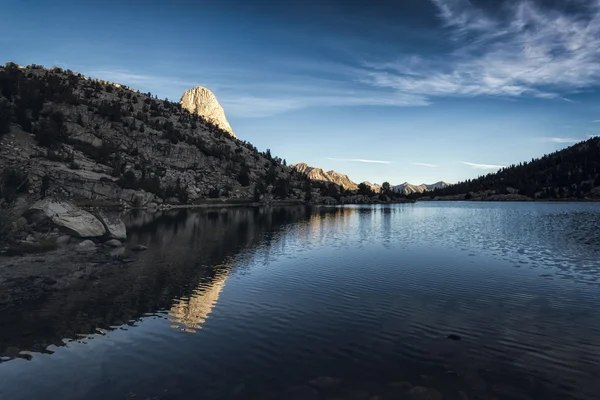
left=104, top=239, right=123, bottom=248
left=410, top=386, right=443, bottom=400
left=446, top=334, right=462, bottom=341
left=284, top=385, right=319, bottom=400
left=28, top=199, right=105, bottom=238
left=309, top=376, right=342, bottom=389
left=131, top=244, right=148, bottom=251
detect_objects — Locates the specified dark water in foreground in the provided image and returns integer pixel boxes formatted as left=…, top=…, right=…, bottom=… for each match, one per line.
left=1, top=203, right=600, bottom=400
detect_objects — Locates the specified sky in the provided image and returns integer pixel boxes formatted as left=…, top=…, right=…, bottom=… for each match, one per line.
left=3, top=0, right=600, bottom=185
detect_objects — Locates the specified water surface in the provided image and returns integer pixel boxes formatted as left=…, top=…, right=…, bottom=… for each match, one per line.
left=1, top=202, right=600, bottom=400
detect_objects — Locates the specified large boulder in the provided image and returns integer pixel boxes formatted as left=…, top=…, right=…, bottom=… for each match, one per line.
left=94, top=210, right=127, bottom=239
left=28, top=199, right=106, bottom=238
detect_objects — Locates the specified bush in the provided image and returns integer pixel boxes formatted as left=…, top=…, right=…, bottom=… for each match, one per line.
left=0, top=102, right=12, bottom=137
left=237, top=166, right=251, bottom=186
left=1, top=168, right=29, bottom=203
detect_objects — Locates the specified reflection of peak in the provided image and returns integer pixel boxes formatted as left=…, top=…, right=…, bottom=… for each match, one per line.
left=168, top=270, right=229, bottom=333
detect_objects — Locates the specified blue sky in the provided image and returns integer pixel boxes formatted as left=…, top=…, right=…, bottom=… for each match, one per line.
left=3, top=0, right=600, bottom=185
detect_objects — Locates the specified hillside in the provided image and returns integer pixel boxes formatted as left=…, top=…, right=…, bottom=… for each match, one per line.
left=0, top=63, right=323, bottom=208
left=291, top=162, right=359, bottom=190
left=0, top=62, right=414, bottom=214
left=421, top=138, right=600, bottom=200
left=393, top=181, right=450, bottom=195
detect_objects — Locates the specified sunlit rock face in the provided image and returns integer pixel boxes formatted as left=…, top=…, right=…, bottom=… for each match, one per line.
left=291, top=162, right=359, bottom=191
left=180, top=86, right=236, bottom=138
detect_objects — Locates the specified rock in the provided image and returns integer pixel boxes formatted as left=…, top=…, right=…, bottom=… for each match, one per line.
left=284, top=385, right=319, bottom=400
left=309, top=376, right=342, bottom=390
left=29, top=199, right=106, bottom=238
left=12, top=197, right=29, bottom=218
left=94, top=210, right=127, bottom=239
left=131, top=244, right=147, bottom=251
left=43, top=277, right=57, bottom=285
left=56, top=235, right=72, bottom=246
left=180, top=86, right=236, bottom=138
left=409, top=386, right=443, bottom=400
left=77, top=240, right=96, bottom=252
left=104, top=239, right=123, bottom=248
left=446, top=334, right=461, bottom=341
left=109, top=246, right=125, bottom=259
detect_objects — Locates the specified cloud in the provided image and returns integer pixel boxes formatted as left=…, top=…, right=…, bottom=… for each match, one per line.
left=362, top=0, right=600, bottom=102
left=221, top=90, right=428, bottom=117
left=461, top=161, right=505, bottom=170
left=540, top=137, right=581, bottom=143
left=327, top=157, right=393, bottom=164
left=412, top=162, right=438, bottom=167
left=594, top=120, right=600, bottom=123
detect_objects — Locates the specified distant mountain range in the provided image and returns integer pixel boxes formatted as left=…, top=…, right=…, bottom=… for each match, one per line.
left=291, top=163, right=359, bottom=191
left=393, top=181, right=450, bottom=195
left=291, top=162, right=449, bottom=194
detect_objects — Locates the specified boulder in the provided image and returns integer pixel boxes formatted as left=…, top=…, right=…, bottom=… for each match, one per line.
left=94, top=210, right=127, bottom=239
left=131, top=244, right=148, bottom=251
left=28, top=199, right=106, bottom=238
left=104, top=239, right=123, bottom=248
left=77, top=240, right=96, bottom=252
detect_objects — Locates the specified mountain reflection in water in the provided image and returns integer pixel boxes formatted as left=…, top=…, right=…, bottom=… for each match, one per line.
left=1, top=203, right=600, bottom=400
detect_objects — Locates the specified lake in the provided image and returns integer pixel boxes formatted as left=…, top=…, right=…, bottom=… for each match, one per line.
left=1, top=202, right=600, bottom=400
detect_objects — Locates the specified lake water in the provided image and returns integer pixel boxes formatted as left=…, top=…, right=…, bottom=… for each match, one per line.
left=1, top=202, right=600, bottom=400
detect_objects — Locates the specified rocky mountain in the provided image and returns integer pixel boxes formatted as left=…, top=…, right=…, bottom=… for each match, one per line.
left=393, top=181, right=450, bottom=195
left=362, top=181, right=381, bottom=193
left=0, top=62, right=414, bottom=215
left=0, top=63, right=319, bottom=208
left=420, top=137, right=600, bottom=200
left=180, top=86, right=235, bottom=138
left=291, top=162, right=359, bottom=190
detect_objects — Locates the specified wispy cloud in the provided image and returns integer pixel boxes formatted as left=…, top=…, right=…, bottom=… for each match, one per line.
left=362, top=0, right=600, bottom=102
left=461, top=161, right=505, bottom=170
left=594, top=120, right=600, bottom=123
left=412, top=162, right=438, bottom=167
left=327, top=157, right=393, bottom=164
left=540, top=137, right=581, bottom=143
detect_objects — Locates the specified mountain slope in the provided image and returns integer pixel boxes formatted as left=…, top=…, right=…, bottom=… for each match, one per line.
left=291, top=162, right=359, bottom=190
left=422, top=138, right=600, bottom=200
left=0, top=63, right=314, bottom=205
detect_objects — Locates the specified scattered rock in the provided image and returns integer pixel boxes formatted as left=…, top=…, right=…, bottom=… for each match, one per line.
left=446, top=334, right=462, bottom=341
left=284, top=385, right=319, bottom=400
left=309, top=376, right=342, bottom=390
left=94, top=210, right=127, bottom=240
left=131, top=244, right=147, bottom=251
left=104, top=239, right=123, bottom=248
left=410, top=386, right=443, bottom=400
